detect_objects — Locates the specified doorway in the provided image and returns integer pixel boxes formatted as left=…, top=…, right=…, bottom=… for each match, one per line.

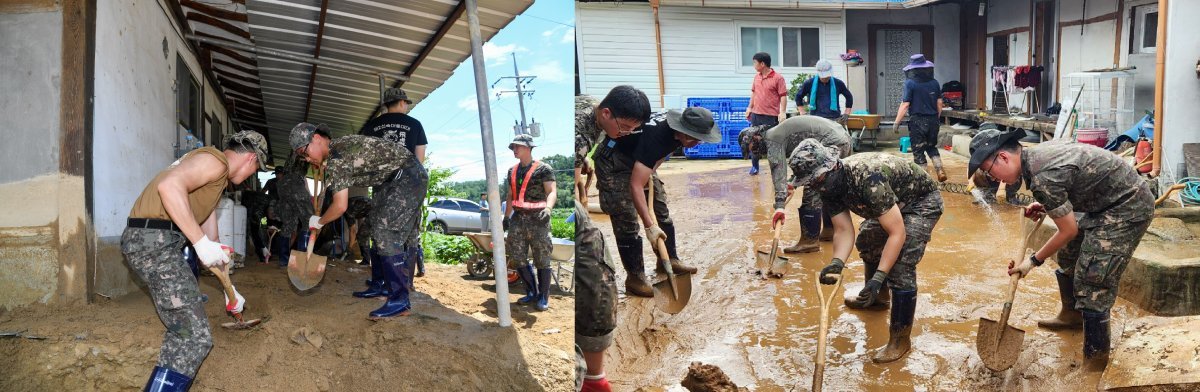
left=1034, top=0, right=1056, bottom=109
left=868, top=24, right=934, bottom=117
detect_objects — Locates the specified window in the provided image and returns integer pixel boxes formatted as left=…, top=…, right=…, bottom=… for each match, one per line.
left=739, top=26, right=822, bottom=69
left=175, top=56, right=201, bottom=134
left=1132, top=4, right=1158, bottom=54
left=459, top=201, right=481, bottom=213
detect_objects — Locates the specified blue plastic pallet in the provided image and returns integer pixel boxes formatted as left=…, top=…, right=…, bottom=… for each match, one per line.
left=683, top=97, right=753, bottom=159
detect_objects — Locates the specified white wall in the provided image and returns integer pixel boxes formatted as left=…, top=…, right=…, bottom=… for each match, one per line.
left=1161, top=0, right=1200, bottom=182
left=1120, top=0, right=1159, bottom=117
left=578, top=3, right=847, bottom=112
left=93, top=0, right=230, bottom=238
left=986, top=0, right=1031, bottom=32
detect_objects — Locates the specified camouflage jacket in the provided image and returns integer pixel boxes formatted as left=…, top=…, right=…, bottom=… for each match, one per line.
left=1022, top=140, right=1154, bottom=228
left=325, top=135, right=418, bottom=193
left=820, top=152, right=938, bottom=219
left=503, top=161, right=557, bottom=205
left=575, top=95, right=602, bottom=168
left=766, top=116, right=852, bottom=209
left=276, top=168, right=314, bottom=217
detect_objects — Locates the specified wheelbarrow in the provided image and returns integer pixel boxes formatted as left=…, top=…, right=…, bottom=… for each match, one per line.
left=462, top=232, right=575, bottom=293
left=846, top=114, right=881, bottom=152
left=550, top=238, right=575, bottom=293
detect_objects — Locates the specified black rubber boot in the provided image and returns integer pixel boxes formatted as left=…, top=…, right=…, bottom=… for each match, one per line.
left=616, top=237, right=653, bottom=298
left=1082, top=310, right=1111, bottom=360
left=516, top=264, right=539, bottom=304
left=846, top=263, right=890, bottom=310
left=370, top=251, right=412, bottom=318
left=873, top=289, right=916, bottom=363
left=819, top=210, right=834, bottom=241
left=536, top=267, right=552, bottom=311
left=657, top=223, right=698, bottom=274
left=353, top=249, right=389, bottom=298
left=143, top=366, right=192, bottom=392
left=1038, top=269, right=1084, bottom=330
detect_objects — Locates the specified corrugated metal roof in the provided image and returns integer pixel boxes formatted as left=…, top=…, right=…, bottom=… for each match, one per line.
left=581, top=0, right=935, bottom=9
left=178, top=0, right=533, bottom=165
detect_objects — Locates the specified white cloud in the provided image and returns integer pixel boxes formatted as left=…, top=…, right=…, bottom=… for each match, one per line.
left=561, top=27, right=575, bottom=43
left=525, top=60, right=567, bottom=83
left=482, top=42, right=528, bottom=66
left=457, top=96, right=479, bottom=112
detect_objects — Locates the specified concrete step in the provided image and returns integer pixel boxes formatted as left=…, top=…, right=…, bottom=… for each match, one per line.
left=1101, top=315, right=1200, bottom=391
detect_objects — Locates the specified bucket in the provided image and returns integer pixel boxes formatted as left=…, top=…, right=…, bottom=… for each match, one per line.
left=1076, top=128, right=1109, bottom=148
left=899, top=136, right=911, bottom=153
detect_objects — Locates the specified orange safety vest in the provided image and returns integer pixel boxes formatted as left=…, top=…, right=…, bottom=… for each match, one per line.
left=509, top=161, right=548, bottom=210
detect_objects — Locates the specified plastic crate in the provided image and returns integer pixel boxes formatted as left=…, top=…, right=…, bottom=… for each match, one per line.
left=684, top=98, right=754, bottom=158
left=683, top=143, right=721, bottom=159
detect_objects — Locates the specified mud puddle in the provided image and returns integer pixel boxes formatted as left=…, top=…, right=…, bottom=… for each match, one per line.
left=592, top=154, right=1146, bottom=391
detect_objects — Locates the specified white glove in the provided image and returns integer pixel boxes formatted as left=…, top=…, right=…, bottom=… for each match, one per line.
left=308, top=215, right=324, bottom=230
left=644, top=225, right=667, bottom=244
left=224, top=289, right=245, bottom=314
left=194, top=235, right=231, bottom=268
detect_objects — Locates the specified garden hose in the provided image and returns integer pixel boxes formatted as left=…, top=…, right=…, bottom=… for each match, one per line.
left=939, top=182, right=1035, bottom=205
left=1179, top=177, right=1200, bottom=206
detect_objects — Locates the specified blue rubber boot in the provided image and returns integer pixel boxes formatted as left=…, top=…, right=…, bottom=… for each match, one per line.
left=536, top=267, right=553, bottom=311
left=749, top=155, right=760, bottom=175
left=369, top=248, right=413, bottom=318
left=353, top=249, right=389, bottom=298
left=516, top=264, right=539, bottom=304
left=143, top=366, right=192, bottom=392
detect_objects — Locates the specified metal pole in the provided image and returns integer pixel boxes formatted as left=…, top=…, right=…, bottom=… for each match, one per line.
left=185, top=34, right=408, bottom=80
left=512, top=52, right=529, bottom=135
left=467, top=0, right=511, bottom=327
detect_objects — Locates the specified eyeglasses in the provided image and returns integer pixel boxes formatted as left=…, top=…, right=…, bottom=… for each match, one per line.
left=982, top=154, right=1000, bottom=182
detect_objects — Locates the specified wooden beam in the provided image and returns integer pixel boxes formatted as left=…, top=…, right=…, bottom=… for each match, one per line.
left=60, top=0, right=97, bottom=304
left=217, top=75, right=262, bottom=98
left=1058, top=11, right=1119, bottom=28
left=213, top=58, right=258, bottom=77
left=987, top=26, right=1030, bottom=37
left=200, top=41, right=256, bottom=67
left=303, top=0, right=331, bottom=121
left=180, top=0, right=247, bottom=23
left=213, top=67, right=258, bottom=85
left=186, top=11, right=251, bottom=40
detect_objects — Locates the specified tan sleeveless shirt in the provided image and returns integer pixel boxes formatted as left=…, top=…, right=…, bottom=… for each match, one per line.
left=128, top=147, right=229, bottom=223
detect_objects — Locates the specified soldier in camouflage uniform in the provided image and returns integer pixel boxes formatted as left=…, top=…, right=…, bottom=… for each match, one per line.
left=346, top=196, right=389, bottom=299
left=271, top=156, right=314, bottom=267
left=575, top=86, right=653, bottom=208
left=575, top=202, right=617, bottom=392
left=969, top=129, right=1153, bottom=363
left=502, top=134, right=558, bottom=311
left=123, top=131, right=268, bottom=391
left=290, top=122, right=427, bottom=319
left=792, top=139, right=943, bottom=364
left=595, top=108, right=720, bottom=297
left=752, top=115, right=852, bottom=255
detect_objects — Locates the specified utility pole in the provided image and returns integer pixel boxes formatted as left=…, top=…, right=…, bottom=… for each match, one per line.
left=492, top=52, right=540, bottom=136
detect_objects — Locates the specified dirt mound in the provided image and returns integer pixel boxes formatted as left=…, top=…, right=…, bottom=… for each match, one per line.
left=681, top=362, right=745, bottom=392
left=0, top=260, right=574, bottom=391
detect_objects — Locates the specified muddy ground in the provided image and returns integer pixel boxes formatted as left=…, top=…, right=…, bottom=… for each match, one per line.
left=0, top=255, right=574, bottom=391
left=589, top=152, right=1149, bottom=391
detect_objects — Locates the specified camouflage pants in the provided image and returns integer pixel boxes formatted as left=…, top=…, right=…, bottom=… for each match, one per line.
left=594, top=143, right=672, bottom=242
left=1057, top=217, right=1151, bottom=313
left=855, top=191, right=943, bottom=291
left=355, top=218, right=373, bottom=251
left=371, top=164, right=429, bottom=256
left=907, top=114, right=941, bottom=165
left=574, top=204, right=617, bottom=352
left=506, top=209, right=553, bottom=269
left=276, top=198, right=313, bottom=238
left=120, top=227, right=213, bottom=378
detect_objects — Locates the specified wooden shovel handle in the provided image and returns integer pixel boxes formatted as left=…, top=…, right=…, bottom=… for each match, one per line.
left=646, top=177, right=670, bottom=262
left=1005, top=214, right=1045, bottom=305
left=206, top=265, right=237, bottom=306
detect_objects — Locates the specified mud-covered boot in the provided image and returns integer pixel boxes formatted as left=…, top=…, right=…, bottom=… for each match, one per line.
left=536, top=267, right=553, bottom=311
left=516, top=264, right=539, bottom=304
left=617, top=238, right=654, bottom=298
left=931, top=156, right=948, bottom=182
left=873, top=289, right=916, bottom=363
left=143, top=366, right=192, bottom=392
left=785, top=208, right=822, bottom=253
left=656, top=258, right=699, bottom=275
left=1082, top=310, right=1112, bottom=369
left=657, top=223, right=696, bottom=274
left=1038, top=270, right=1083, bottom=330
left=846, top=263, right=890, bottom=310
left=818, top=227, right=834, bottom=242
left=783, top=237, right=820, bottom=254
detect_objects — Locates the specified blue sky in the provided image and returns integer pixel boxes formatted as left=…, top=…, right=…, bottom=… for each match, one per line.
left=409, top=0, right=574, bottom=182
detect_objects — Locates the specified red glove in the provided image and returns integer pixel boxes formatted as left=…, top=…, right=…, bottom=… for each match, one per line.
left=772, top=209, right=786, bottom=227
left=1024, top=202, right=1046, bottom=219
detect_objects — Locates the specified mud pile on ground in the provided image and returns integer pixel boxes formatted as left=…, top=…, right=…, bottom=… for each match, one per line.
left=0, top=261, right=574, bottom=391
left=681, top=362, right=745, bottom=392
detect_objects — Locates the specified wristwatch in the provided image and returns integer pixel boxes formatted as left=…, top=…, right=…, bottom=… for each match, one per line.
left=1030, top=254, right=1044, bottom=267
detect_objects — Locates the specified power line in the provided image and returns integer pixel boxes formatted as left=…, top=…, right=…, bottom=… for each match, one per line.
left=522, top=13, right=574, bottom=28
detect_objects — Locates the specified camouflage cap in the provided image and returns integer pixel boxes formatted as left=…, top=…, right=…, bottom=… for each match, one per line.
left=967, top=128, right=1024, bottom=177
left=226, top=130, right=269, bottom=170
left=289, top=122, right=319, bottom=150
left=383, top=88, right=413, bottom=105
left=787, top=138, right=840, bottom=187
left=509, top=134, right=536, bottom=149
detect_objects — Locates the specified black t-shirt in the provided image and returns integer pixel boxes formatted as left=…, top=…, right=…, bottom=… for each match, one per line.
left=613, top=112, right=681, bottom=168
left=359, top=113, right=428, bottom=154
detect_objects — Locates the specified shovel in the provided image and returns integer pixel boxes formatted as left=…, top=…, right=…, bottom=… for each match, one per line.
left=207, top=265, right=263, bottom=330
left=812, top=269, right=843, bottom=392
left=756, top=190, right=797, bottom=278
left=976, top=213, right=1045, bottom=371
left=288, top=166, right=328, bottom=291
left=647, top=178, right=690, bottom=314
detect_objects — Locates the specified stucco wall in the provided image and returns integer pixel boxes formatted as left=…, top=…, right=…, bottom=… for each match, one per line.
left=1161, top=0, right=1200, bottom=182
left=0, top=11, right=62, bottom=185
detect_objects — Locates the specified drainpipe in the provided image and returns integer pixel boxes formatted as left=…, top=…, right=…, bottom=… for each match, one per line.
left=651, top=0, right=666, bottom=108
left=1151, top=0, right=1167, bottom=177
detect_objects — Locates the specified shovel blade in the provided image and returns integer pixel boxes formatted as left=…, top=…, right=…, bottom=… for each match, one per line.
left=288, top=250, right=328, bottom=291
left=652, top=272, right=692, bottom=314
left=220, top=318, right=263, bottom=330
left=755, top=250, right=789, bottom=278
left=754, top=250, right=771, bottom=275
left=976, top=317, right=1026, bottom=371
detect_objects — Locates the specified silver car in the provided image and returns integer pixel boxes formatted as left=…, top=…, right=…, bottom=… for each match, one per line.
left=426, top=197, right=486, bottom=234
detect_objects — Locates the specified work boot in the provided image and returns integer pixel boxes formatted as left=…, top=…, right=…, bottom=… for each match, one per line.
left=846, top=263, right=890, bottom=310
left=873, top=289, right=916, bottom=363
left=785, top=208, right=822, bottom=253
left=1038, top=270, right=1083, bottom=330
left=783, top=237, right=820, bottom=253
left=516, top=264, right=539, bottom=304
left=414, top=245, right=426, bottom=278
left=536, top=267, right=553, bottom=311
left=1082, top=310, right=1112, bottom=368
left=143, top=366, right=192, bottom=392
left=370, top=250, right=413, bottom=318
left=353, top=249, right=389, bottom=298
left=617, top=238, right=654, bottom=298
left=931, top=156, right=948, bottom=182
left=656, top=258, right=698, bottom=275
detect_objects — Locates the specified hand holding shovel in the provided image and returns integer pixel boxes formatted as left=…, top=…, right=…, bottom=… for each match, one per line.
left=976, top=213, right=1045, bottom=371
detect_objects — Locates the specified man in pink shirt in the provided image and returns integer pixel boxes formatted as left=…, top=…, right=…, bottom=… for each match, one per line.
left=746, top=52, right=788, bottom=175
